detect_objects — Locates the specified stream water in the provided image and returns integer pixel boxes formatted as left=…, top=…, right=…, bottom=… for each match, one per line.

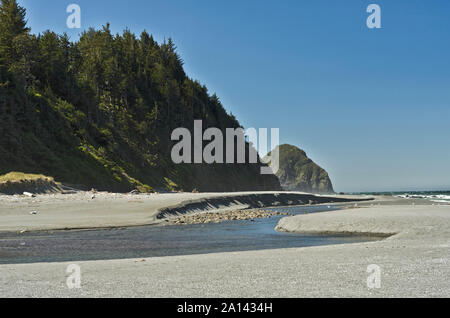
left=0, top=205, right=380, bottom=264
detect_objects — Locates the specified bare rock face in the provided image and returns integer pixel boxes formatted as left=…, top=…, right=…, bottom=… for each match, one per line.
left=264, top=144, right=334, bottom=194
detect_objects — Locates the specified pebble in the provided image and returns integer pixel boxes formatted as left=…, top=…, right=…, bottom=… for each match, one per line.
left=168, top=209, right=288, bottom=226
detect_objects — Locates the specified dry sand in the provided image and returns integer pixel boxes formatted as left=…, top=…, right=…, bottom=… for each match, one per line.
left=0, top=194, right=449, bottom=297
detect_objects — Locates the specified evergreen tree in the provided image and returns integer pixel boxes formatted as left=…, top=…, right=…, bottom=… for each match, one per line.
left=0, top=0, right=29, bottom=65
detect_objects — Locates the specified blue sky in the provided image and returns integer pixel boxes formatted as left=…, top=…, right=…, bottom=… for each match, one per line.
left=19, top=0, right=450, bottom=192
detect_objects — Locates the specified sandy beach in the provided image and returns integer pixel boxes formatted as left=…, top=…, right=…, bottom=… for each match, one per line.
left=0, top=192, right=449, bottom=297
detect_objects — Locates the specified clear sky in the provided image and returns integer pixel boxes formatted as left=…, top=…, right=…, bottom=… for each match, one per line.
left=18, top=0, right=450, bottom=192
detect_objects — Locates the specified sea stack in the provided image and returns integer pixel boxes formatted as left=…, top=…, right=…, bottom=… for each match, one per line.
left=264, top=144, right=335, bottom=194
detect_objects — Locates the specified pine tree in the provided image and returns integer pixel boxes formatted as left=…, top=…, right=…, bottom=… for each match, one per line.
left=0, top=0, right=29, bottom=64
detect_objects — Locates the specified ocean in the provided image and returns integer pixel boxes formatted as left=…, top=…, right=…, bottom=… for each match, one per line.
left=356, top=191, right=450, bottom=204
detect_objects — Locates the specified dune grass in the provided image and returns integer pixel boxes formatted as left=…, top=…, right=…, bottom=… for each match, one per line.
left=0, top=172, right=54, bottom=183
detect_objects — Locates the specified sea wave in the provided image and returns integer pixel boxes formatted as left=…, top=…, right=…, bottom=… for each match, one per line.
left=430, top=200, right=450, bottom=203
left=394, top=192, right=450, bottom=203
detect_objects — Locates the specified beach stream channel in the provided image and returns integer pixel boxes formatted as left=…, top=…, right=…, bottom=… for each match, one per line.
left=0, top=205, right=381, bottom=264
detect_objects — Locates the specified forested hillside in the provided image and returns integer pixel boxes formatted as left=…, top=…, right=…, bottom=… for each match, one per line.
left=0, top=0, right=280, bottom=192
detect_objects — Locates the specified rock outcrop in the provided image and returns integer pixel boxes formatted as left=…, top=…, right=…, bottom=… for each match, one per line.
left=264, top=144, right=334, bottom=194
